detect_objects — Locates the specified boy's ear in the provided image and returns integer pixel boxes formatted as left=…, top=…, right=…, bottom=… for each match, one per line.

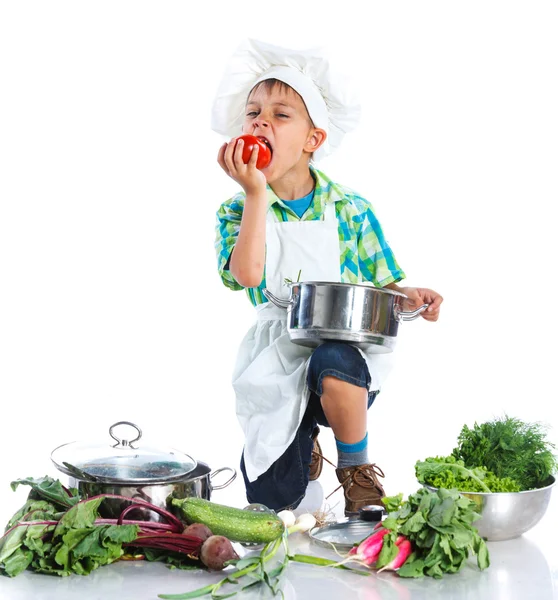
left=304, top=128, right=327, bottom=154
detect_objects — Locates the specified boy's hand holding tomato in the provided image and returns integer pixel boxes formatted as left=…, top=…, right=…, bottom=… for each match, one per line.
left=237, top=135, right=272, bottom=169
left=217, top=135, right=271, bottom=196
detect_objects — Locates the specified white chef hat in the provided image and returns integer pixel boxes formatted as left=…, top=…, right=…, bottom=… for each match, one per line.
left=210, top=39, right=360, bottom=162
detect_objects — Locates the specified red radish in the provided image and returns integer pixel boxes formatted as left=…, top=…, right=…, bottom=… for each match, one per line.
left=348, top=527, right=390, bottom=565
left=378, top=538, right=412, bottom=572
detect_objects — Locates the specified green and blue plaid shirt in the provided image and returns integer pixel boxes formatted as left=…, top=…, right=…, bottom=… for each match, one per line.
left=215, top=166, right=405, bottom=307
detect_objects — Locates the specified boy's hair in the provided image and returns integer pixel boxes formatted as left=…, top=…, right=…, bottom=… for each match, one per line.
left=247, top=78, right=316, bottom=127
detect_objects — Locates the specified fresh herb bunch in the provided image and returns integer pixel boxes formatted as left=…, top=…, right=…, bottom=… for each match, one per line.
left=416, top=456, right=521, bottom=493
left=380, top=488, right=490, bottom=579
left=451, top=416, right=558, bottom=490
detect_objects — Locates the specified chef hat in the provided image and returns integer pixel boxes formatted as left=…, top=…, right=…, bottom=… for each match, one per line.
left=211, top=39, right=360, bottom=162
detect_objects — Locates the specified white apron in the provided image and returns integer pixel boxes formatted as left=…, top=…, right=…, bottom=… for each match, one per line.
left=233, top=201, right=393, bottom=482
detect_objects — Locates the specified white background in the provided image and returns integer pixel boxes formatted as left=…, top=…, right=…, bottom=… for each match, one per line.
left=1, top=0, right=557, bottom=536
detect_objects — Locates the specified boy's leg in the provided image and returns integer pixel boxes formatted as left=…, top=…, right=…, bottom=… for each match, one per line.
left=307, top=342, right=384, bottom=516
left=239, top=408, right=315, bottom=512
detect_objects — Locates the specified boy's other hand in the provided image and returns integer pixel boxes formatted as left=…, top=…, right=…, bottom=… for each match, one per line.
left=398, top=287, right=443, bottom=322
left=218, top=138, right=267, bottom=196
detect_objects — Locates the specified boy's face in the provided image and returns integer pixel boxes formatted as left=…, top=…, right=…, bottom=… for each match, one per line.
left=243, top=83, right=326, bottom=182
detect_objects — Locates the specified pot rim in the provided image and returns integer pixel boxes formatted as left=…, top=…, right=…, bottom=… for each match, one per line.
left=70, top=462, right=237, bottom=489
left=70, top=462, right=212, bottom=485
left=288, top=280, right=407, bottom=298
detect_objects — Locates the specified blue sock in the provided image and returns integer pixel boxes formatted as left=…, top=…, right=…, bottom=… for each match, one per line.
left=336, top=433, right=369, bottom=468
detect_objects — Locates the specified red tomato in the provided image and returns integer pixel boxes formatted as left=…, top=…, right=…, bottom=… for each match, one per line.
left=237, top=135, right=272, bottom=169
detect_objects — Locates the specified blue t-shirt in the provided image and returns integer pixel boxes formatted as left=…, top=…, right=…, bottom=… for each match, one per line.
left=281, top=189, right=314, bottom=218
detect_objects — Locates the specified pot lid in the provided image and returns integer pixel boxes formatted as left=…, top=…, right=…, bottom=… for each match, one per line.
left=51, top=421, right=197, bottom=484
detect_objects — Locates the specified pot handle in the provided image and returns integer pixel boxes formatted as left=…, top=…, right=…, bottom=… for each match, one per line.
left=395, top=303, right=429, bottom=322
left=109, top=421, right=142, bottom=449
left=262, top=288, right=293, bottom=309
left=210, top=467, right=237, bottom=491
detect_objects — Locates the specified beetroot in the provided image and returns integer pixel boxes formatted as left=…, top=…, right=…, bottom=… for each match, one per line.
left=200, top=535, right=239, bottom=571
left=183, top=523, right=213, bottom=542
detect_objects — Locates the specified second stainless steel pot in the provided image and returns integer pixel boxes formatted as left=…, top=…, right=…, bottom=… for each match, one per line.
left=264, top=281, right=427, bottom=353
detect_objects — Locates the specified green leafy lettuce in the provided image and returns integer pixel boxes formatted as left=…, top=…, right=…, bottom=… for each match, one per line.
left=416, top=456, right=521, bottom=493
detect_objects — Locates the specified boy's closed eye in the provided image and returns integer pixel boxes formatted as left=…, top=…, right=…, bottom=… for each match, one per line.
left=246, top=111, right=290, bottom=119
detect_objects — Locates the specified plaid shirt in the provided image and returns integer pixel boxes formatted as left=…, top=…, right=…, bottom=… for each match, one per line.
left=215, top=167, right=406, bottom=306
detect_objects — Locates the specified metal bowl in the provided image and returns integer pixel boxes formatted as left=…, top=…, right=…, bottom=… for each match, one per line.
left=423, top=476, right=555, bottom=541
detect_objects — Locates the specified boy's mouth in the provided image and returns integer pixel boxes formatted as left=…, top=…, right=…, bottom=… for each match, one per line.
left=257, top=136, right=273, bottom=155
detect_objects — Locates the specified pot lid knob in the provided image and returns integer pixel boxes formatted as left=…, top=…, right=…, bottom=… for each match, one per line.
left=109, top=421, right=142, bottom=449
left=358, top=505, right=385, bottom=522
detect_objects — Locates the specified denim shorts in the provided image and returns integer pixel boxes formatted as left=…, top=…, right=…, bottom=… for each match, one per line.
left=240, top=342, right=378, bottom=512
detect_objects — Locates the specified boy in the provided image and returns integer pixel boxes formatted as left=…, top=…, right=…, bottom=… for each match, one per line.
left=213, top=40, right=443, bottom=515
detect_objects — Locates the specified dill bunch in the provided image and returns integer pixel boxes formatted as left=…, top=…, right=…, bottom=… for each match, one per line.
left=451, top=416, right=558, bottom=491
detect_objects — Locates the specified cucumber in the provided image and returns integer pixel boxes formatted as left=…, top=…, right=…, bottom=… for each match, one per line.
left=172, top=497, right=284, bottom=544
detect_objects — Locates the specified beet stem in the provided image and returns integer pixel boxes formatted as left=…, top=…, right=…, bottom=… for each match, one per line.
left=95, top=518, right=176, bottom=531
left=75, top=494, right=184, bottom=532
left=1, top=521, right=58, bottom=540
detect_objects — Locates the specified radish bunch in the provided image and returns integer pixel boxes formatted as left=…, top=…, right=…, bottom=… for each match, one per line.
left=333, top=525, right=412, bottom=573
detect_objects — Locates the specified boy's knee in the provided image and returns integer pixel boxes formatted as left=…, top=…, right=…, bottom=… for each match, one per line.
left=309, top=342, right=358, bottom=371
left=307, top=342, right=369, bottom=396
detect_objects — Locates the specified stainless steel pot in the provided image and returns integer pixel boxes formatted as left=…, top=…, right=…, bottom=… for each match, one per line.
left=263, top=281, right=427, bottom=353
left=51, top=421, right=236, bottom=522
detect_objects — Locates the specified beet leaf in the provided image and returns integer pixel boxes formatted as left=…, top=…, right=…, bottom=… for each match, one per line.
left=1, top=479, right=204, bottom=577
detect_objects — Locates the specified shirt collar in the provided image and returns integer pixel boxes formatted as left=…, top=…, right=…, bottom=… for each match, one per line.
left=266, top=165, right=345, bottom=210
